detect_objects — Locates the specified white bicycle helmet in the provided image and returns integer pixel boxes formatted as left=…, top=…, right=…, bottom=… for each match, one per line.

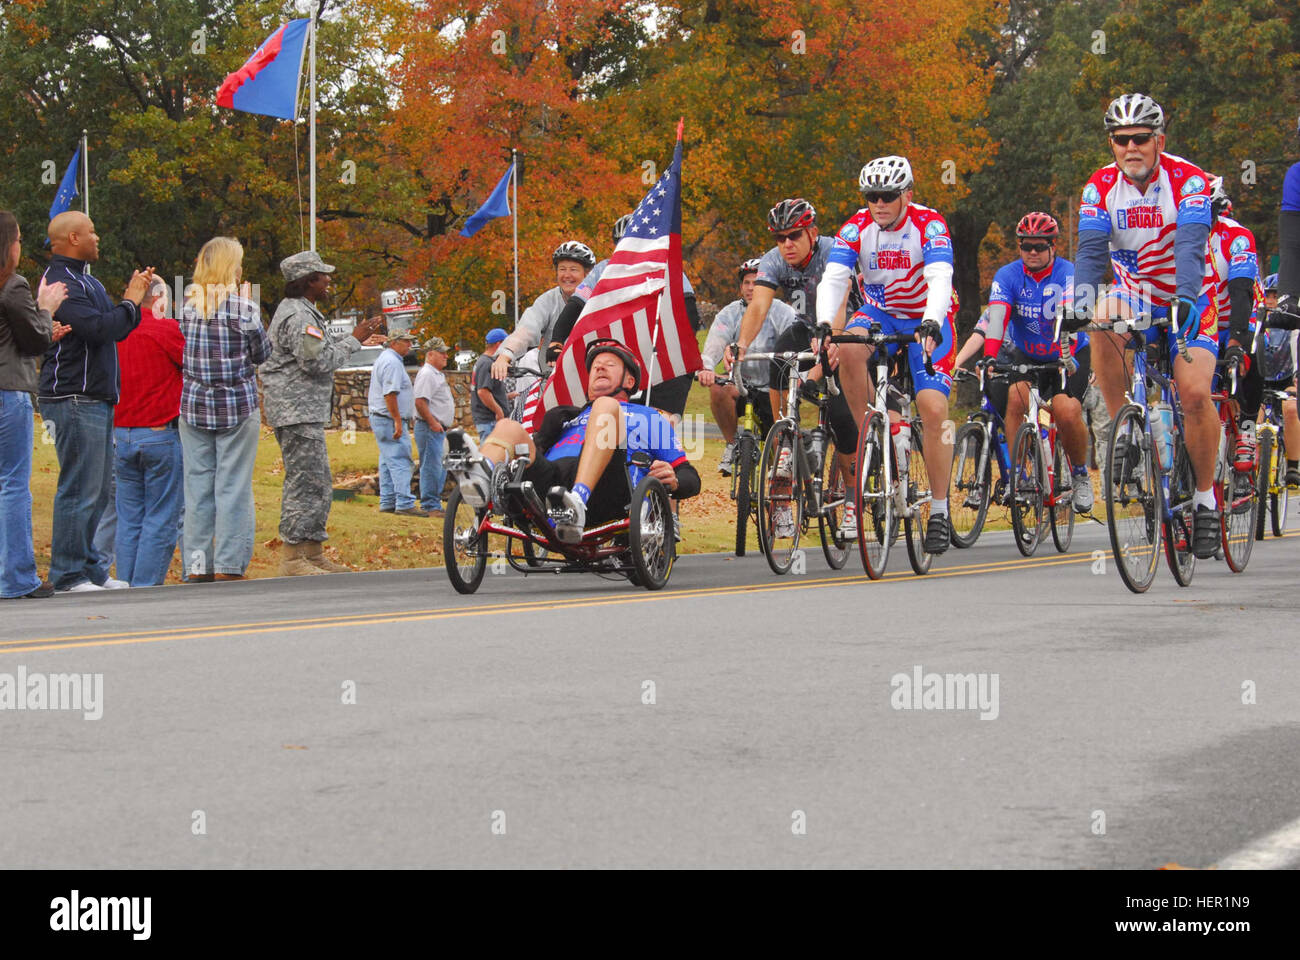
left=1103, top=93, right=1165, bottom=132
left=738, top=258, right=762, bottom=281
left=612, top=213, right=635, bottom=243
left=552, top=240, right=595, bottom=268
left=1208, top=175, right=1232, bottom=217
left=858, top=156, right=914, bottom=193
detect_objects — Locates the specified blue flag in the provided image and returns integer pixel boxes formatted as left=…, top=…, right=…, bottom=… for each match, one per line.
left=459, top=161, right=514, bottom=237
left=49, top=146, right=81, bottom=220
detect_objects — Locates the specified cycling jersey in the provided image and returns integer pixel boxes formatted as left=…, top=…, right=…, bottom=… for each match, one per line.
left=701, top=297, right=797, bottom=388
left=755, top=235, right=862, bottom=326
left=820, top=203, right=956, bottom=324
left=542, top=400, right=686, bottom=489
left=1207, top=216, right=1263, bottom=337
left=986, top=257, right=1087, bottom=358
left=1076, top=153, right=1214, bottom=304
left=499, top=285, right=571, bottom=361
left=1283, top=162, right=1300, bottom=213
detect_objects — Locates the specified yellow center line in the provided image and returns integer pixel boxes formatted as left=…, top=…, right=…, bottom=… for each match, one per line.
left=1, top=549, right=1094, bottom=656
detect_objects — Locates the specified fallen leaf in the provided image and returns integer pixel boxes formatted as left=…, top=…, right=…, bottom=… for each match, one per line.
left=282, top=744, right=308, bottom=750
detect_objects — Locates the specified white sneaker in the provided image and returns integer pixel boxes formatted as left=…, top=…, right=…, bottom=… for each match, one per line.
left=549, top=486, right=587, bottom=544
left=1071, top=472, right=1094, bottom=514
left=454, top=460, right=494, bottom=508
left=102, top=578, right=130, bottom=589
left=774, top=445, right=793, bottom=480
left=838, top=503, right=858, bottom=537
left=718, top=441, right=736, bottom=476
left=59, top=581, right=105, bottom=593
left=774, top=503, right=795, bottom=539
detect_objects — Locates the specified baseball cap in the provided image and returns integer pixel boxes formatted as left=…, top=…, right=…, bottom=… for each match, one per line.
left=390, top=330, right=419, bottom=342
left=280, top=250, right=336, bottom=282
left=422, top=336, right=449, bottom=353
left=485, top=328, right=508, bottom=344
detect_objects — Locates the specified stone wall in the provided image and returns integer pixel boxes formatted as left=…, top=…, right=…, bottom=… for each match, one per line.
left=329, top=369, right=477, bottom=432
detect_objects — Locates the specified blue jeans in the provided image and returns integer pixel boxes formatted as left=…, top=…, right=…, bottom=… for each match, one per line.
left=475, top=419, right=497, bottom=442
left=37, top=395, right=114, bottom=590
left=93, top=450, right=117, bottom=576
left=179, top=414, right=260, bottom=577
left=0, top=391, right=41, bottom=597
left=114, top=425, right=183, bottom=586
left=371, top=411, right=416, bottom=510
left=413, top=420, right=446, bottom=511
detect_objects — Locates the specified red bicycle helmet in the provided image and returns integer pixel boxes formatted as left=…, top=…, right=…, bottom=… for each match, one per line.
left=585, top=338, right=642, bottom=393
left=1016, top=211, right=1060, bottom=240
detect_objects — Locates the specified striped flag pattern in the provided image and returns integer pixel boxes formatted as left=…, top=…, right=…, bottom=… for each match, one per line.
left=525, top=125, right=699, bottom=430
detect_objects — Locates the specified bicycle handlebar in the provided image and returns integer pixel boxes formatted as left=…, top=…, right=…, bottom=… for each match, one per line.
left=1266, top=307, right=1300, bottom=331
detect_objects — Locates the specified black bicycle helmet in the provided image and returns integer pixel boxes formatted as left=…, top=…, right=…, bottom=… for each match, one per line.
left=585, top=337, right=642, bottom=393
left=767, top=198, right=816, bottom=232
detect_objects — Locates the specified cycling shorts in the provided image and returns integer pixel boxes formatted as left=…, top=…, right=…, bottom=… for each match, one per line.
left=1004, top=343, right=1091, bottom=402
left=523, top=453, right=630, bottom=527
left=1103, top=288, right=1218, bottom=360
left=845, top=299, right=955, bottom=398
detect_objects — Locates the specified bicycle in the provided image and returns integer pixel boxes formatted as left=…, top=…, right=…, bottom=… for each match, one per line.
left=987, top=353, right=1078, bottom=557
left=1256, top=385, right=1290, bottom=539
left=703, top=350, right=769, bottom=556
left=747, top=338, right=851, bottom=575
left=1210, top=356, right=1258, bottom=572
left=1088, top=312, right=1197, bottom=593
left=829, top=325, right=933, bottom=579
left=948, top=361, right=1014, bottom=548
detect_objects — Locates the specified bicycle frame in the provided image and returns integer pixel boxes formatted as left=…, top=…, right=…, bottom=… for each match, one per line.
left=1124, top=321, right=1190, bottom=541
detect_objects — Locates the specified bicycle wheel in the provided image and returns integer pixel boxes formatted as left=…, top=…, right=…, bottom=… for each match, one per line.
left=1106, top=404, right=1162, bottom=594
left=1220, top=425, right=1257, bottom=573
left=854, top=411, right=892, bottom=579
left=757, top=421, right=803, bottom=575
left=733, top=433, right=757, bottom=556
left=1254, top=427, right=1271, bottom=541
left=818, top=446, right=850, bottom=569
left=1009, top=423, right=1046, bottom=557
left=1272, top=427, right=1289, bottom=537
left=1050, top=438, right=1075, bottom=554
left=444, top=487, right=488, bottom=594
left=629, top=475, right=674, bottom=590
left=948, top=421, right=991, bottom=548
left=903, top=420, right=933, bottom=575
left=1164, top=430, right=1196, bottom=586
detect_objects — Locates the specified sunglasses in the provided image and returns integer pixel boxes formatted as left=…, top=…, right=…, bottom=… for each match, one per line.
left=1019, top=241, right=1052, bottom=253
left=864, top=191, right=902, bottom=204
left=1110, top=132, right=1156, bottom=147
left=772, top=229, right=805, bottom=244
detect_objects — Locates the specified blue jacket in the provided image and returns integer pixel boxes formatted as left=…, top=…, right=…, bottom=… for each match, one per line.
left=38, top=255, right=141, bottom=402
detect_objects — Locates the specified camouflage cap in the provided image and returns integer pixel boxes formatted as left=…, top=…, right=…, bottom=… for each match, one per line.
left=390, top=330, right=419, bottom=342
left=280, top=250, right=336, bottom=282
left=422, top=336, right=449, bottom=353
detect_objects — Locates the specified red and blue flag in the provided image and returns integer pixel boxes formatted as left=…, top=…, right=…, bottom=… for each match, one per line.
left=216, top=19, right=311, bottom=120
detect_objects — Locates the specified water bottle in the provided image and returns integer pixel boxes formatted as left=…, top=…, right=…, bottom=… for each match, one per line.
left=1150, top=401, right=1174, bottom=468
left=892, top=420, right=911, bottom=471
left=805, top=427, right=826, bottom=474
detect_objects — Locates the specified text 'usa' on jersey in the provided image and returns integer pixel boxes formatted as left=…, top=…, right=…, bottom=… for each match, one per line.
left=988, top=257, right=1085, bottom=358
left=1207, top=216, right=1263, bottom=333
left=1077, top=153, right=1214, bottom=303
left=545, top=401, right=687, bottom=487
left=828, top=204, right=955, bottom=320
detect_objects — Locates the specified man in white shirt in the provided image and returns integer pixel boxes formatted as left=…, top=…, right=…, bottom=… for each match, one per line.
left=413, top=336, right=455, bottom=515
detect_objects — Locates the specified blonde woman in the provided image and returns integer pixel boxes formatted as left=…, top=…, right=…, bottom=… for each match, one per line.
left=179, top=237, right=271, bottom=581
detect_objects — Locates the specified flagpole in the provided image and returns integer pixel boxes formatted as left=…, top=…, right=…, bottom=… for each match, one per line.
left=308, top=4, right=317, bottom=252
left=81, top=130, right=89, bottom=217
left=511, top=148, right=519, bottom=328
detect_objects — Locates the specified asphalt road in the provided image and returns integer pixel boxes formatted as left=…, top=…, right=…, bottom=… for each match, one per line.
left=2, top=508, right=1298, bottom=868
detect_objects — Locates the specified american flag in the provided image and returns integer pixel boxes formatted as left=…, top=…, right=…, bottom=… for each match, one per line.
left=525, top=123, right=700, bottom=430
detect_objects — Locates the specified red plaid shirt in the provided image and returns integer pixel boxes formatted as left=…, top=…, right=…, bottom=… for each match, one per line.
left=115, top=307, right=185, bottom=427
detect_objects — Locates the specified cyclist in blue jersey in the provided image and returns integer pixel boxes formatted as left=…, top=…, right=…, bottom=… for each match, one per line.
left=983, top=212, right=1094, bottom=512
left=1258, top=274, right=1300, bottom=487
left=448, top=338, right=700, bottom=544
left=1278, top=115, right=1300, bottom=309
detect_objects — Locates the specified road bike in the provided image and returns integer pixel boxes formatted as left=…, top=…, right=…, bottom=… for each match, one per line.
left=948, top=362, right=1014, bottom=548
left=1210, top=356, right=1258, bottom=572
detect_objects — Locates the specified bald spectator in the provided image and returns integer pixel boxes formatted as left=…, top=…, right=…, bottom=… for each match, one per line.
left=0, top=210, right=69, bottom=600
left=113, top=277, right=185, bottom=586
left=38, top=211, right=153, bottom=593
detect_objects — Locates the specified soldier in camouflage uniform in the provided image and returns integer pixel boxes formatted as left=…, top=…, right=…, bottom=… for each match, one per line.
left=260, top=251, right=384, bottom=575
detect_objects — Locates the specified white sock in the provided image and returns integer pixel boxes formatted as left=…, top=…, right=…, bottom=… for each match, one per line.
left=1193, top=488, right=1216, bottom=511
left=931, top=498, right=948, bottom=517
